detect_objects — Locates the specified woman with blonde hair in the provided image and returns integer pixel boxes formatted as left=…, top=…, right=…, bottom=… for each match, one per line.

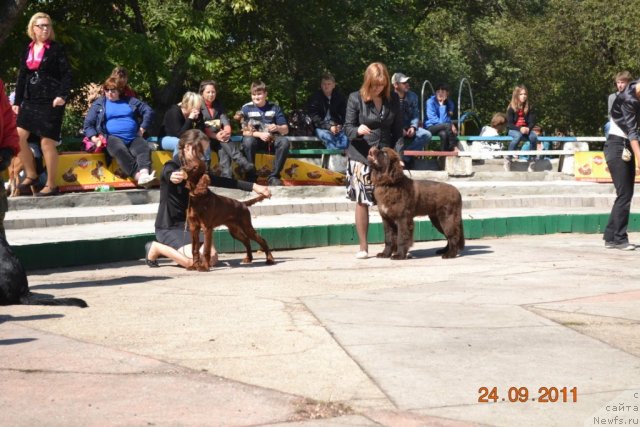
left=505, top=84, right=538, bottom=172
left=159, top=91, right=205, bottom=154
left=12, top=12, right=72, bottom=196
left=343, top=62, right=404, bottom=259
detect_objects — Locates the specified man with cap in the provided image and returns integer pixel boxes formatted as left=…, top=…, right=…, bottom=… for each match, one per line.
left=392, top=72, right=431, bottom=169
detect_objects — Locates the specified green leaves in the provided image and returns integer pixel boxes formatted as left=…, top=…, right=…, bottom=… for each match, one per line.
left=0, top=0, right=634, bottom=136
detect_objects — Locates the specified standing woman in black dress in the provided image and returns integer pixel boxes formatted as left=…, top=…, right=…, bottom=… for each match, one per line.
left=12, top=12, right=72, bottom=196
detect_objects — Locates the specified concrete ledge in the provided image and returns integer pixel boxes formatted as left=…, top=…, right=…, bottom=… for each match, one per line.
left=14, top=212, right=635, bottom=271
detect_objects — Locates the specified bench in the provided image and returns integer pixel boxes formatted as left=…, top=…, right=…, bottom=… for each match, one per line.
left=404, top=135, right=600, bottom=172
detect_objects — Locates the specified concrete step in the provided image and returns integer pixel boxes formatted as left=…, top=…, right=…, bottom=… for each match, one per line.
left=5, top=174, right=625, bottom=270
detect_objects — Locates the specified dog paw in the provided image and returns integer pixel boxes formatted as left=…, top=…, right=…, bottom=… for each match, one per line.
left=241, top=257, right=252, bottom=264
left=390, top=253, right=408, bottom=260
left=265, top=255, right=276, bottom=265
left=376, top=252, right=391, bottom=258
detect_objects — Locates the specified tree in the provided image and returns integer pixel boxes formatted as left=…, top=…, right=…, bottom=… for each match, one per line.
left=0, top=0, right=29, bottom=47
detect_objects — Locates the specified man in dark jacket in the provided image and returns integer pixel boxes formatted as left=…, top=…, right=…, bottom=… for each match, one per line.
left=603, top=79, right=640, bottom=250
left=307, top=73, right=348, bottom=149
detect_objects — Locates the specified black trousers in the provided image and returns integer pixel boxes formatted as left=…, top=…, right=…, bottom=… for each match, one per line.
left=106, top=136, right=151, bottom=178
left=242, top=135, right=290, bottom=181
left=217, top=140, right=254, bottom=178
left=427, top=123, right=458, bottom=151
left=603, top=136, right=636, bottom=244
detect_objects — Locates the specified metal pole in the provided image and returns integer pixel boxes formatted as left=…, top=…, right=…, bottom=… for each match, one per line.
left=420, top=80, right=434, bottom=125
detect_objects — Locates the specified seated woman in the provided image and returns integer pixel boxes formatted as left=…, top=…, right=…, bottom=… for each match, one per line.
left=144, top=129, right=271, bottom=268
left=424, top=83, right=459, bottom=169
left=83, top=76, right=156, bottom=186
left=505, top=84, right=538, bottom=172
left=158, top=91, right=204, bottom=154
left=473, top=112, right=507, bottom=159
left=199, top=80, right=254, bottom=179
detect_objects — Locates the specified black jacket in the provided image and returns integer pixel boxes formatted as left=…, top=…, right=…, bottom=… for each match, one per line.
left=611, top=79, right=640, bottom=142
left=14, top=40, right=72, bottom=105
left=159, top=104, right=204, bottom=139
left=307, top=89, right=347, bottom=129
left=343, top=91, right=404, bottom=164
left=506, top=105, right=536, bottom=131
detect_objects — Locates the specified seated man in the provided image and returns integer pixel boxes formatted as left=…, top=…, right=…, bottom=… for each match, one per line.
left=307, top=73, right=348, bottom=149
left=391, top=72, right=431, bottom=169
left=241, top=81, right=290, bottom=186
left=424, top=82, right=459, bottom=170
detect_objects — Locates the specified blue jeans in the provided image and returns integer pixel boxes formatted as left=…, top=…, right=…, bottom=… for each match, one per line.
left=507, top=129, right=538, bottom=161
left=315, top=128, right=348, bottom=149
left=160, top=136, right=179, bottom=152
left=401, top=127, right=432, bottom=165
left=161, top=135, right=211, bottom=162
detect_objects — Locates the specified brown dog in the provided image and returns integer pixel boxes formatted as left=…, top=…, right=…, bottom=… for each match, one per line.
left=7, top=156, right=23, bottom=197
left=183, top=157, right=275, bottom=271
left=368, top=147, right=465, bottom=259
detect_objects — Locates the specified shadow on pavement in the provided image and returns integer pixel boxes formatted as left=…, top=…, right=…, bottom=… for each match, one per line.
left=30, top=275, right=172, bottom=290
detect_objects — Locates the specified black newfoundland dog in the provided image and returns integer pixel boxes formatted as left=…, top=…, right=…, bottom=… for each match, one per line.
left=368, top=146, right=465, bottom=259
left=0, top=236, right=87, bottom=307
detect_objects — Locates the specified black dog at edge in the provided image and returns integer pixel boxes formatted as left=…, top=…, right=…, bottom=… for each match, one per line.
left=0, top=236, right=87, bottom=307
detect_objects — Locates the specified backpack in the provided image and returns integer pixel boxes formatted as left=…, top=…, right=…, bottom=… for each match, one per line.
left=288, top=109, right=315, bottom=136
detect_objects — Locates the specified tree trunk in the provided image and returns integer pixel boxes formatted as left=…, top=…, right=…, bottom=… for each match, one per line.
left=0, top=0, right=29, bottom=47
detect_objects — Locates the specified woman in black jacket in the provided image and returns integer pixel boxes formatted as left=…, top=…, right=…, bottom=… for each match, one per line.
left=144, top=129, right=271, bottom=268
left=12, top=12, right=72, bottom=196
left=505, top=84, right=538, bottom=172
left=343, top=62, right=404, bottom=259
left=603, top=79, right=640, bottom=250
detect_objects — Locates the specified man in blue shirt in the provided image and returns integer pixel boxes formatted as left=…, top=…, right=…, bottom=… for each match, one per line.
left=392, top=73, right=431, bottom=169
left=241, top=81, right=290, bottom=186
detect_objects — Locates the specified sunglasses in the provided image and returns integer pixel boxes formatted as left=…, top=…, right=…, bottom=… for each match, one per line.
left=33, top=24, right=51, bottom=30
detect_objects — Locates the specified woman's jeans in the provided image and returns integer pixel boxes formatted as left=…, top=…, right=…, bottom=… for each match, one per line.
left=160, top=136, right=180, bottom=152
left=603, top=136, right=635, bottom=244
left=507, top=129, right=538, bottom=161
left=161, top=135, right=212, bottom=162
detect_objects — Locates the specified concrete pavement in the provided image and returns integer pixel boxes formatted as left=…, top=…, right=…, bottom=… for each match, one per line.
left=2, top=233, right=639, bottom=426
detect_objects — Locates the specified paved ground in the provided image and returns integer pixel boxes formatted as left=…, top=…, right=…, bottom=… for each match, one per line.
left=2, top=232, right=639, bottom=426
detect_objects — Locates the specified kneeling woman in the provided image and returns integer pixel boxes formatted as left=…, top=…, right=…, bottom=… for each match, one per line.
left=83, top=77, right=156, bottom=186
left=145, top=129, right=271, bottom=268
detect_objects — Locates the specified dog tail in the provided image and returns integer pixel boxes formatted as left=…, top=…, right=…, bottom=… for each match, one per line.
left=20, top=293, right=88, bottom=308
left=459, top=220, right=466, bottom=251
left=242, top=194, right=267, bottom=207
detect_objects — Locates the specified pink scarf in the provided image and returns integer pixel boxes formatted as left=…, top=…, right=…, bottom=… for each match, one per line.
left=26, top=40, right=50, bottom=70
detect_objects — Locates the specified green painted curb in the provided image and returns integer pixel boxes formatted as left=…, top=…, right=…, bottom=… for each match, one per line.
left=13, top=213, right=633, bottom=271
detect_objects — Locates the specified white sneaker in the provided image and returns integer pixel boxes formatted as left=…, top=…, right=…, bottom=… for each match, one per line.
left=137, top=170, right=156, bottom=186
left=615, top=242, right=636, bottom=251
left=355, top=250, right=368, bottom=259
left=503, top=159, right=511, bottom=172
